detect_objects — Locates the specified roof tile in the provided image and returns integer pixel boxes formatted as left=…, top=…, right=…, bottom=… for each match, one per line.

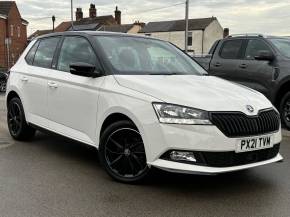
left=139, top=17, right=216, bottom=33
left=0, top=1, right=14, bottom=16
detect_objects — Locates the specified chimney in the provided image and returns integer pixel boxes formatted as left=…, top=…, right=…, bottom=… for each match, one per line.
left=76, top=8, right=83, bottom=21
left=134, top=20, right=145, bottom=28
left=223, top=28, right=229, bottom=38
left=89, top=4, right=97, bottom=18
left=115, top=6, right=121, bottom=25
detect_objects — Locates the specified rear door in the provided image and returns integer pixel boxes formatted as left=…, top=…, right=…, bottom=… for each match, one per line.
left=209, top=39, right=244, bottom=81
left=235, top=38, right=275, bottom=98
left=20, top=37, right=60, bottom=126
left=46, top=36, right=105, bottom=145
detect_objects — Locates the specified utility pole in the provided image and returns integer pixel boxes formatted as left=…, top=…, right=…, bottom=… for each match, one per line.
left=52, top=15, right=56, bottom=32
left=71, top=0, right=74, bottom=30
left=185, top=0, right=189, bottom=53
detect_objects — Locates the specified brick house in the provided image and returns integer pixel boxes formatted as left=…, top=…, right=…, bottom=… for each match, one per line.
left=0, top=1, right=28, bottom=70
left=56, top=4, right=118, bottom=32
left=29, top=4, right=144, bottom=39
left=29, top=4, right=118, bottom=39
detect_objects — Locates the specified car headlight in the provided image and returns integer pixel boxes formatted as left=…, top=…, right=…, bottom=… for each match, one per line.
left=152, top=103, right=212, bottom=125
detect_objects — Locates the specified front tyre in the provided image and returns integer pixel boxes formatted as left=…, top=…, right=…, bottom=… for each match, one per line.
left=280, top=92, right=290, bottom=130
left=99, top=120, right=150, bottom=183
left=7, top=98, right=36, bottom=141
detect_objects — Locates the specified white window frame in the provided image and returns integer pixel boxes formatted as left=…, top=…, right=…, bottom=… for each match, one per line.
left=188, top=32, right=193, bottom=46
left=17, top=26, right=20, bottom=38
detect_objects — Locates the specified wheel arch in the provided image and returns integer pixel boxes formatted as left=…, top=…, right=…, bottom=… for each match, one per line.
left=274, top=79, right=290, bottom=109
left=96, top=107, right=146, bottom=149
left=6, top=90, right=21, bottom=107
left=100, top=113, right=136, bottom=136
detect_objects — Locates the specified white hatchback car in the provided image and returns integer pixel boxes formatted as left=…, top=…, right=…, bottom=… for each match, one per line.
left=6, top=32, right=282, bottom=183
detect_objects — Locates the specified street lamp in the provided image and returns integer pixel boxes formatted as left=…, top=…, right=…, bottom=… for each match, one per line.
left=71, top=0, right=74, bottom=30
left=185, top=0, right=189, bottom=53
left=52, top=15, right=56, bottom=32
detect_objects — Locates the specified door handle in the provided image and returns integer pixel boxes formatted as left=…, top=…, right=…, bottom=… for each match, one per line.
left=239, top=63, right=247, bottom=69
left=20, top=77, right=28, bottom=82
left=214, top=62, right=221, bottom=67
left=48, top=81, right=58, bottom=88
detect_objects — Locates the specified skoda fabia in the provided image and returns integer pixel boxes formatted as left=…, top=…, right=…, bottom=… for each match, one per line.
left=6, top=32, right=282, bottom=183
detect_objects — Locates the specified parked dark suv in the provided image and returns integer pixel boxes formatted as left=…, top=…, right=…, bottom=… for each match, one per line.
left=194, top=34, right=290, bottom=129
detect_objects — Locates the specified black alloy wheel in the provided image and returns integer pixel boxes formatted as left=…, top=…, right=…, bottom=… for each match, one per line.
left=7, top=98, right=36, bottom=140
left=280, top=92, right=290, bottom=130
left=99, top=120, right=149, bottom=183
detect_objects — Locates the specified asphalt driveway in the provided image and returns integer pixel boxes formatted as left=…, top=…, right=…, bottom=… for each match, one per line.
left=0, top=94, right=289, bottom=217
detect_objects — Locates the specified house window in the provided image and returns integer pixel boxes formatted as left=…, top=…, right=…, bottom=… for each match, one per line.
left=10, top=25, right=14, bottom=36
left=188, top=32, right=193, bottom=46
left=17, top=26, right=21, bottom=38
left=11, top=53, right=15, bottom=65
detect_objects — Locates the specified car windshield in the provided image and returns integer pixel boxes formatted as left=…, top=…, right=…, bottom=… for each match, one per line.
left=270, top=38, right=290, bottom=58
left=94, top=36, right=207, bottom=75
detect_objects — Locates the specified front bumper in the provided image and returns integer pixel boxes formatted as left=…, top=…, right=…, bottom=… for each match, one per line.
left=143, top=122, right=282, bottom=174
left=150, top=153, right=283, bottom=175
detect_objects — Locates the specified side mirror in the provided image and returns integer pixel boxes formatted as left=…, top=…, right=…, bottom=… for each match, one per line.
left=254, top=51, right=275, bottom=61
left=70, top=62, right=100, bottom=78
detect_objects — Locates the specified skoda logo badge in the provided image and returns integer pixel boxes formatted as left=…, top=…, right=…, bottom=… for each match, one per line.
left=246, top=105, right=254, bottom=113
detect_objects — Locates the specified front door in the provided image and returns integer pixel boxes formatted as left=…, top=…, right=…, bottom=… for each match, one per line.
left=46, top=36, right=105, bottom=145
left=209, top=39, right=244, bottom=82
left=235, top=39, right=275, bottom=99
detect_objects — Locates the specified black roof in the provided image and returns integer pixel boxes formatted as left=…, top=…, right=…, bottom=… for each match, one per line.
left=35, top=31, right=160, bottom=42
left=28, top=29, right=53, bottom=40
left=0, top=1, right=13, bottom=16
left=98, top=24, right=134, bottom=33
left=139, top=17, right=216, bottom=33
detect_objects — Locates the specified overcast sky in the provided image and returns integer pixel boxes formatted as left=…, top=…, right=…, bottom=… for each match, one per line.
left=15, top=0, right=290, bottom=36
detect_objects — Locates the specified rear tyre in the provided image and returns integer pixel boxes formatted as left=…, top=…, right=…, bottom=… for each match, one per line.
left=7, top=97, right=36, bottom=141
left=280, top=92, right=290, bottom=130
left=99, top=120, right=150, bottom=183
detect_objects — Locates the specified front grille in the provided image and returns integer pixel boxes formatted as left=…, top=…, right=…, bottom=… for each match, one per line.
left=196, top=144, right=280, bottom=167
left=210, top=109, right=280, bottom=138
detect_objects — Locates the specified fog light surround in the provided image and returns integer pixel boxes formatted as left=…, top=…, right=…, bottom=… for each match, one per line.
left=170, top=151, right=197, bottom=163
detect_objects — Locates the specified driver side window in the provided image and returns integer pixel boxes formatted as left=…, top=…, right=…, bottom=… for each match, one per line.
left=57, top=37, right=97, bottom=72
left=245, top=39, right=272, bottom=60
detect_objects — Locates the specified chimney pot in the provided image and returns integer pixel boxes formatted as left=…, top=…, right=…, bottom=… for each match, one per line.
left=223, top=28, right=229, bottom=38
left=89, top=4, right=97, bottom=18
left=115, top=6, right=121, bottom=25
left=76, top=8, right=83, bottom=21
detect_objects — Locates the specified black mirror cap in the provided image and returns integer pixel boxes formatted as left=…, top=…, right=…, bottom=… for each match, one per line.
left=254, top=50, right=275, bottom=61
left=70, top=62, right=100, bottom=78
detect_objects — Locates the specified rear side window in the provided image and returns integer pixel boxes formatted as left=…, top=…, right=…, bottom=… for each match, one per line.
left=33, top=37, right=60, bottom=68
left=57, top=36, right=97, bottom=72
left=25, top=41, right=39, bottom=65
left=220, top=40, right=243, bottom=59
left=245, top=39, right=272, bottom=59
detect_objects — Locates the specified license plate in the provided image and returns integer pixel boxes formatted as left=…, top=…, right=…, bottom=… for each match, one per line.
left=236, top=135, right=274, bottom=153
